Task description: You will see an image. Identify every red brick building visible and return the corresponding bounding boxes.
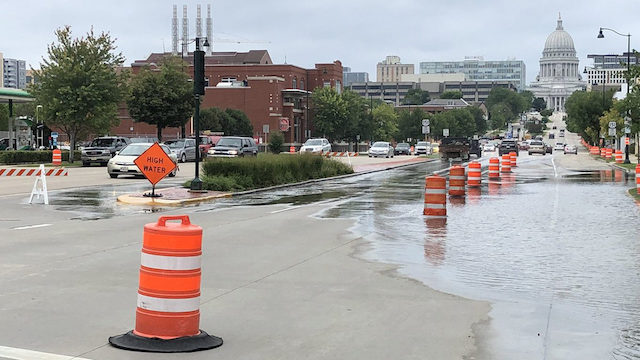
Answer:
[113,50,343,144]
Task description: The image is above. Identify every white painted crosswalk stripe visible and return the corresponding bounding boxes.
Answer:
[0,346,92,360]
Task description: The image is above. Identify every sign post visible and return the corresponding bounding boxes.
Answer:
[134,143,177,198]
[443,128,449,137]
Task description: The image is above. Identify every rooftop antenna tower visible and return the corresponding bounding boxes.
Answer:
[196,5,203,39]
[206,4,213,56]
[171,5,178,55]
[182,5,189,57]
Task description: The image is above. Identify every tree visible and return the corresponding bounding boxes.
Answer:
[0,105,7,131]
[30,26,127,161]
[371,103,398,141]
[397,108,426,142]
[440,90,463,99]
[341,90,369,146]
[488,103,513,130]
[127,56,192,141]
[467,106,487,135]
[224,108,253,136]
[532,97,547,112]
[200,107,227,132]
[520,90,535,111]
[268,131,284,153]
[486,88,527,117]
[311,87,347,141]
[402,88,430,105]
[565,90,613,144]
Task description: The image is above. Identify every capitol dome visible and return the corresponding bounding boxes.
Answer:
[543,15,576,56]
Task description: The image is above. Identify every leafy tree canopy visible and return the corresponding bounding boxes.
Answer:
[565,90,613,144]
[397,108,427,142]
[440,90,463,99]
[30,26,127,161]
[371,103,398,141]
[402,88,431,105]
[532,97,547,112]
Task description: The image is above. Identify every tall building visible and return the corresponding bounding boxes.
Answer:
[583,53,639,90]
[343,67,369,87]
[528,14,585,111]
[376,56,414,82]
[2,55,27,89]
[419,57,526,91]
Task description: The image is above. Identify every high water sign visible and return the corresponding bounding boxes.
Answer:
[134,143,176,186]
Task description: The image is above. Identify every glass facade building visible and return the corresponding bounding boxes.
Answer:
[419,58,526,91]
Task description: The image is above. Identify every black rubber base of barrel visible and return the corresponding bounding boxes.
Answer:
[108,330,223,353]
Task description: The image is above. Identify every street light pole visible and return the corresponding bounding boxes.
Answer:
[190,36,209,191]
[598,27,632,163]
[36,105,43,148]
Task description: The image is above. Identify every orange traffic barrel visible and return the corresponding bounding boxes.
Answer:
[600,148,606,157]
[636,165,640,193]
[424,175,446,218]
[615,150,623,163]
[52,149,62,166]
[590,147,599,155]
[449,165,466,197]
[289,145,295,153]
[501,154,511,173]
[509,151,517,167]
[109,215,223,352]
[467,161,481,187]
[488,157,500,179]
[605,148,613,159]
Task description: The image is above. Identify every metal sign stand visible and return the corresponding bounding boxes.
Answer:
[143,184,162,198]
[29,164,49,205]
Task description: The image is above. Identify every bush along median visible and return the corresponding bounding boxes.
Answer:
[193,153,354,191]
[0,150,81,164]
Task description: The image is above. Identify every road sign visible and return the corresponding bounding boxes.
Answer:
[50,132,58,138]
[422,119,430,126]
[279,117,290,132]
[609,122,617,129]
[134,143,176,186]
[624,116,631,125]
[422,125,430,134]
[443,128,449,137]
[608,128,616,136]
[263,124,270,134]
[625,127,631,134]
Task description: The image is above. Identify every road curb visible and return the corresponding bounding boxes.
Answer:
[117,191,231,206]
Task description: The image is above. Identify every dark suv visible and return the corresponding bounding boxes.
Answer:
[498,139,519,156]
[207,136,258,158]
[81,136,130,166]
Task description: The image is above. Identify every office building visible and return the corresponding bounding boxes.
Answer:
[584,53,639,90]
[2,54,27,89]
[377,56,414,82]
[420,57,526,91]
[343,67,369,87]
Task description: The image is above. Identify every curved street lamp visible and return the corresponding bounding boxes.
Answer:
[598,27,632,163]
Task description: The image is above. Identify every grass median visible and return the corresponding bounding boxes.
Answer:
[188,153,354,191]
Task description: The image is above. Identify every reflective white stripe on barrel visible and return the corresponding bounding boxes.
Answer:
[137,294,200,313]
[140,253,202,271]
[425,204,446,209]
[449,186,465,190]
[449,176,465,180]
[425,188,447,194]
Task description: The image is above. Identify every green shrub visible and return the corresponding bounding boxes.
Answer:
[200,153,353,191]
[268,132,284,153]
[0,150,81,164]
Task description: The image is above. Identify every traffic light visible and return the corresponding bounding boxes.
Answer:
[193,49,205,95]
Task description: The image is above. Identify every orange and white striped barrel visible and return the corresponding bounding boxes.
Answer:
[636,165,640,193]
[600,148,606,157]
[449,165,466,196]
[467,161,481,187]
[488,157,500,179]
[136,215,204,339]
[590,147,599,155]
[615,150,623,163]
[509,151,517,167]
[52,149,62,166]
[501,154,511,173]
[605,148,613,160]
[424,175,446,218]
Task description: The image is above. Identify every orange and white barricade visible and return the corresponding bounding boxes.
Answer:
[467,161,481,187]
[449,165,466,197]
[615,150,623,163]
[52,149,62,166]
[501,154,511,173]
[488,157,500,179]
[600,148,606,157]
[605,148,613,160]
[509,151,517,168]
[0,164,68,205]
[424,175,446,218]
[590,147,600,155]
[109,215,223,352]
[324,152,359,157]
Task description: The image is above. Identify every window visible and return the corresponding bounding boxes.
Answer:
[300,79,305,90]
[323,81,330,88]
[221,77,236,83]
[292,77,297,89]
[336,80,341,94]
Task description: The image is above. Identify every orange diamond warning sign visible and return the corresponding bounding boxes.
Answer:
[134,143,177,186]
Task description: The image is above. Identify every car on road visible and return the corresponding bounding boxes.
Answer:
[564,144,577,154]
[82,136,130,166]
[545,142,553,154]
[559,129,565,137]
[498,139,519,156]
[414,141,431,155]
[196,135,221,157]
[129,137,158,144]
[552,125,557,130]
[554,142,566,151]
[107,143,178,179]
[394,142,411,155]
[207,136,258,158]
[528,140,546,155]
[549,132,555,139]
[368,141,394,158]
[299,138,332,154]
[164,138,197,163]
[431,143,439,153]
[483,143,496,152]
[518,141,529,150]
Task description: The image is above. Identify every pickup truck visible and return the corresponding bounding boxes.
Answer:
[81,136,130,166]
[498,139,519,156]
[439,137,471,161]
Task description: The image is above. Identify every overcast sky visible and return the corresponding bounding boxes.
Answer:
[2,0,640,86]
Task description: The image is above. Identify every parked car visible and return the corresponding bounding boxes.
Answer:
[299,138,331,153]
[431,143,439,153]
[0,138,9,150]
[564,144,577,154]
[528,140,546,155]
[107,143,178,179]
[414,141,431,155]
[82,136,130,166]
[207,136,258,157]
[483,142,496,152]
[196,135,221,157]
[554,142,565,151]
[394,142,411,155]
[165,138,197,162]
[129,137,158,144]
[368,141,394,158]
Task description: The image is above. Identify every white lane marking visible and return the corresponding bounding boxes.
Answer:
[270,205,303,214]
[0,345,92,360]
[11,224,52,230]
[551,157,558,178]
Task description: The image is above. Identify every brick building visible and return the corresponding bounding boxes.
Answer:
[113,50,343,144]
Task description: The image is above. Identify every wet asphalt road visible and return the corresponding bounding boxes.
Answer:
[27,149,640,359]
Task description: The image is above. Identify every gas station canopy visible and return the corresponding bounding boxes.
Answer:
[0,87,34,104]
